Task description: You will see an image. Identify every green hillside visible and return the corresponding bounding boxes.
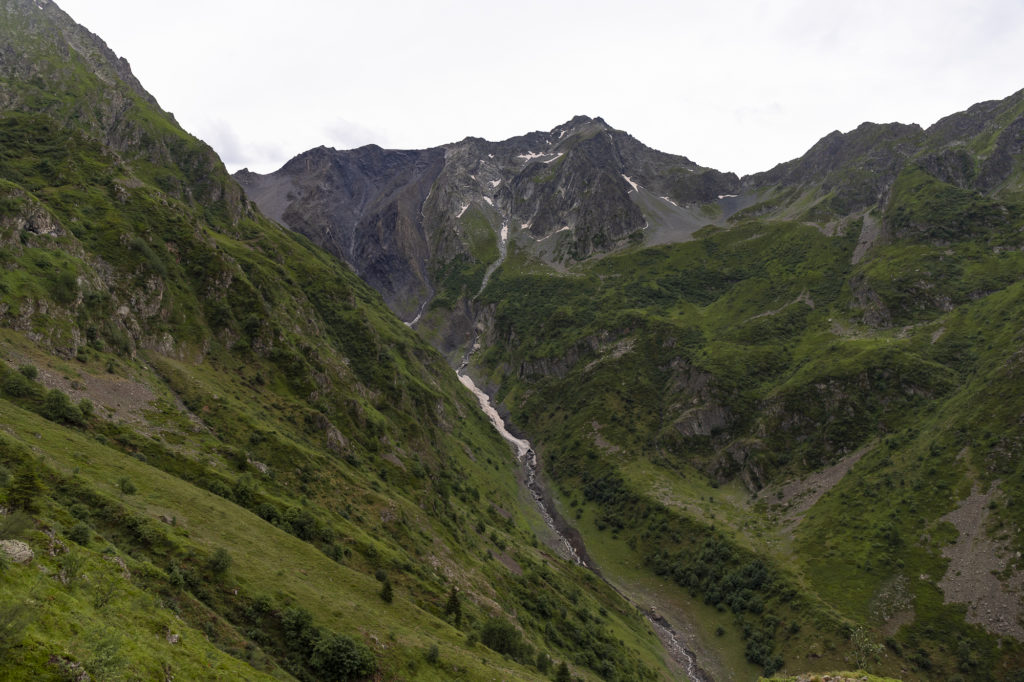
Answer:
[0,2,671,680]
[467,136,1024,679]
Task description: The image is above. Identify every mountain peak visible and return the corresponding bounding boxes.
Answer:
[556,114,609,131]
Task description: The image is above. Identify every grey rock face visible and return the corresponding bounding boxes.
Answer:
[236,116,740,318]
[237,145,444,318]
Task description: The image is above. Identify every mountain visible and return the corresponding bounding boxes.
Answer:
[240,87,1024,680]
[234,116,740,325]
[0,2,673,680]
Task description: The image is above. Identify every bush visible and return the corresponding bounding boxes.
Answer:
[208,547,231,575]
[68,522,91,545]
[7,465,44,512]
[0,510,34,539]
[309,632,375,681]
[43,389,83,425]
[2,372,34,398]
[117,477,136,496]
[380,579,393,603]
[479,616,522,657]
[444,586,462,627]
[281,606,317,651]
[17,365,37,381]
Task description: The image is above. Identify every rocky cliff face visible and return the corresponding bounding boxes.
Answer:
[235,115,741,320]
[236,145,444,317]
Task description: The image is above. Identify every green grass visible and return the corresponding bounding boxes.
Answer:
[468,208,1024,678]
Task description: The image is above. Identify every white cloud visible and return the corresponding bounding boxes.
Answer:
[56,0,1024,176]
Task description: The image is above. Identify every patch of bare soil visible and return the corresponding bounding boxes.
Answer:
[758,442,873,527]
[870,574,915,636]
[495,551,522,575]
[590,420,621,454]
[35,363,157,427]
[938,485,1024,640]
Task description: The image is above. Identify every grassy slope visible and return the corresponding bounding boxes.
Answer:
[472,197,1024,680]
[0,4,673,680]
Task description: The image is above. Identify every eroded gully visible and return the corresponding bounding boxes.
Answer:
[447,220,709,680]
[456,361,710,682]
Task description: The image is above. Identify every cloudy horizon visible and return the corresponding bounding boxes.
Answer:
[56,0,1024,176]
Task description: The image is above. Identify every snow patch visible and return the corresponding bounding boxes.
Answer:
[483,197,493,206]
[500,222,509,243]
[536,225,572,242]
[544,153,564,164]
[457,203,469,218]
[488,153,494,158]
[621,175,640,192]
[490,179,501,188]
[516,151,545,161]
[558,130,565,139]
[718,194,739,199]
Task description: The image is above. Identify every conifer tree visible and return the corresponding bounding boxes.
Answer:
[444,586,462,627]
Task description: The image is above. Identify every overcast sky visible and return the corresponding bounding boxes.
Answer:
[57,0,1024,177]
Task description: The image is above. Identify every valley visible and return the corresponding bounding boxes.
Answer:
[1,1,1024,680]
[239,81,1024,681]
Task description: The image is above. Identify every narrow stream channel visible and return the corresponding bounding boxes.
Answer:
[456,217,710,680]
[456,365,710,682]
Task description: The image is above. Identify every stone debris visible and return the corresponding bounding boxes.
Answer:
[105,554,131,579]
[0,539,34,564]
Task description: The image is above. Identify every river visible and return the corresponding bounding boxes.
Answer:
[455,367,710,681]
[456,214,709,680]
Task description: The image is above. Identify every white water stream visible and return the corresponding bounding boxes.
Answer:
[456,370,585,566]
[454,195,707,679]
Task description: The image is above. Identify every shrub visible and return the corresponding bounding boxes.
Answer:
[380,579,393,603]
[281,606,317,651]
[208,547,231,575]
[309,632,375,681]
[444,586,462,627]
[232,473,257,506]
[17,365,37,381]
[0,601,35,657]
[6,465,44,512]
[117,477,136,496]
[43,389,83,425]
[2,372,33,398]
[0,510,34,540]
[68,522,91,545]
[479,616,522,657]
